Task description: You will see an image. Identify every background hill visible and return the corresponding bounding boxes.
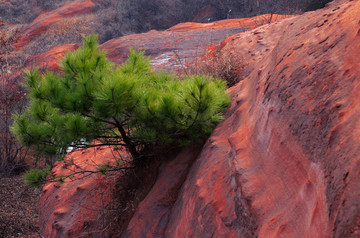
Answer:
[1,0,332,43]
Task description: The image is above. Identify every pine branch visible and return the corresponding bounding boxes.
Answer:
[47,165,136,183]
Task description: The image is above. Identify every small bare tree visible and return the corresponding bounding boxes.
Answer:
[0,20,28,175]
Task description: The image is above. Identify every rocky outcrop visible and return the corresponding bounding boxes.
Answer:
[162,0,360,237]
[121,146,202,238]
[36,13,292,238]
[122,0,359,237]
[38,0,360,237]
[39,146,131,237]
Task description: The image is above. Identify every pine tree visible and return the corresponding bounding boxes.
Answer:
[12,34,230,160]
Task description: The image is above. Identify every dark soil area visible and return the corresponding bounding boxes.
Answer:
[0,175,41,238]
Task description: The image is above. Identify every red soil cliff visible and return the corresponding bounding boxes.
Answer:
[161,0,359,237]
[38,0,360,237]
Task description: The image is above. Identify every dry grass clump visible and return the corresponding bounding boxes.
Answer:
[190,49,244,87]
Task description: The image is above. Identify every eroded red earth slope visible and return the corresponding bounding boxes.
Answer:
[160,0,359,237]
[19,0,360,237]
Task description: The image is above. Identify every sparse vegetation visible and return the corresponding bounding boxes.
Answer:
[191,49,244,87]
[0,0,70,24]
[0,20,30,176]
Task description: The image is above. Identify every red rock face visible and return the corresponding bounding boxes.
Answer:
[122,146,202,238]
[163,0,360,237]
[37,13,292,238]
[38,0,360,237]
[39,146,131,237]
